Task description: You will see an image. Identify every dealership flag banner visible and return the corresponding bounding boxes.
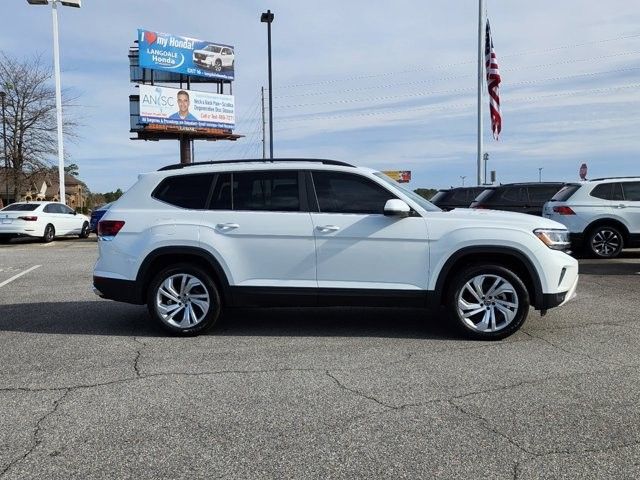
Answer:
[138,85,235,130]
[138,29,235,81]
[485,20,502,140]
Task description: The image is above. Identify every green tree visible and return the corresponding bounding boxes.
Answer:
[414,188,438,200]
[64,163,79,176]
[103,188,124,203]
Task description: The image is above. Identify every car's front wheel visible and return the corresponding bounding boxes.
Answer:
[147,263,221,335]
[42,224,55,243]
[446,264,530,340]
[587,225,623,258]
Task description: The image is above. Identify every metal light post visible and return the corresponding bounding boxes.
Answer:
[261,9,274,160]
[460,175,467,187]
[26,0,81,204]
[0,91,8,206]
[538,167,543,182]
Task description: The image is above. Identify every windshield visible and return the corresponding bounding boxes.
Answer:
[373,173,441,212]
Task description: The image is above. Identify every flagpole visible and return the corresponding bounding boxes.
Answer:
[477,0,485,186]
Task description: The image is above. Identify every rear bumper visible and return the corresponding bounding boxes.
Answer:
[93,276,144,305]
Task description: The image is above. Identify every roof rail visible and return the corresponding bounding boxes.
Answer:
[588,176,640,181]
[158,158,355,171]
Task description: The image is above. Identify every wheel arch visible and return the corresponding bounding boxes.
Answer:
[584,218,630,243]
[434,246,543,309]
[136,246,232,306]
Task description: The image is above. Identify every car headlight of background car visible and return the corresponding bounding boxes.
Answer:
[534,229,571,251]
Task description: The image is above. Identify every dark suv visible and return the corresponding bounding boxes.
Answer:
[470,182,565,216]
[429,187,486,211]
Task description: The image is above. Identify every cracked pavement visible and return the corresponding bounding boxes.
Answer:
[1,239,639,479]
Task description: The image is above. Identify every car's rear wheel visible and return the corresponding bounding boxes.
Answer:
[214,59,222,72]
[79,221,90,238]
[587,225,623,258]
[446,264,529,340]
[42,224,55,243]
[147,263,221,335]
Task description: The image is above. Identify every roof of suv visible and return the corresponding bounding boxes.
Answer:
[159,158,356,171]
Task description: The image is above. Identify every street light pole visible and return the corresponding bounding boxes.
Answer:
[0,91,8,206]
[538,167,543,182]
[460,175,467,187]
[261,9,274,160]
[27,0,81,205]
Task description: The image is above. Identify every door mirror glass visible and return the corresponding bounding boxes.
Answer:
[384,199,410,217]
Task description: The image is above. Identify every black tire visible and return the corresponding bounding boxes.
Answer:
[214,59,222,72]
[0,237,12,244]
[586,225,623,258]
[42,224,55,243]
[147,263,221,336]
[79,221,90,238]
[446,264,530,340]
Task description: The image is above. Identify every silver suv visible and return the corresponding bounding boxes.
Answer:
[543,177,640,258]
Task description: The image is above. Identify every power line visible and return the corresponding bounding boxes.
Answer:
[271,33,640,90]
[274,66,640,110]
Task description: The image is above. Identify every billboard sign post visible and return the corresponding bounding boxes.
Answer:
[138,29,235,81]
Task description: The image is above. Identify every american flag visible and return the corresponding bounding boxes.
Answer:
[485,19,502,139]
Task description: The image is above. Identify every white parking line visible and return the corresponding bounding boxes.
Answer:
[0,265,42,288]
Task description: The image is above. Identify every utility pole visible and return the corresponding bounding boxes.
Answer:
[261,86,266,159]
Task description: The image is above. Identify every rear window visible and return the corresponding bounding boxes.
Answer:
[550,185,580,201]
[1,204,39,211]
[527,185,564,203]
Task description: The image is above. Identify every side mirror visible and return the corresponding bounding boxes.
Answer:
[383,199,410,218]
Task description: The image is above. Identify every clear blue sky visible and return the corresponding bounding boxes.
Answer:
[1,0,639,193]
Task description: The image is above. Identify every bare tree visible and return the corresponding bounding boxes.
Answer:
[0,52,77,200]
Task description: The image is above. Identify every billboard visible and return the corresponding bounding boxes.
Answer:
[138,29,235,81]
[138,85,235,130]
[382,171,412,183]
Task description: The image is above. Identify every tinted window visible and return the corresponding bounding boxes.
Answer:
[528,185,564,203]
[313,171,395,214]
[622,182,640,201]
[429,191,448,203]
[1,203,39,212]
[551,185,580,201]
[153,174,214,209]
[451,189,469,203]
[62,205,75,214]
[209,173,232,210]
[233,171,300,212]
[590,183,624,201]
[497,187,527,204]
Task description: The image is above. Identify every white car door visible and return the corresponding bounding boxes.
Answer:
[621,181,640,236]
[199,170,316,290]
[309,170,429,292]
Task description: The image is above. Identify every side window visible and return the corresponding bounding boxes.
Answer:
[451,190,468,203]
[498,187,527,204]
[528,185,563,203]
[622,182,640,201]
[209,173,232,210]
[44,204,55,213]
[63,205,75,214]
[312,171,396,214]
[611,183,624,201]
[590,183,611,200]
[152,174,214,209]
[233,171,300,212]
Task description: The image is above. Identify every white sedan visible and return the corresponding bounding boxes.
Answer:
[0,201,91,243]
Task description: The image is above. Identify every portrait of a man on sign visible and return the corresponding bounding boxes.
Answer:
[168,90,197,121]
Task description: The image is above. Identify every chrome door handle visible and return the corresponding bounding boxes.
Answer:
[316,225,340,232]
[615,204,627,209]
[216,223,239,230]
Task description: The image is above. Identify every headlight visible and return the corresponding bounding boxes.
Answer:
[534,229,570,251]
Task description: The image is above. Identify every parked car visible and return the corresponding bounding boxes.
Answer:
[0,201,90,243]
[93,159,578,340]
[192,44,234,72]
[90,202,114,233]
[470,182,565,216]
[543,176,640,258]
[430,187,487,211]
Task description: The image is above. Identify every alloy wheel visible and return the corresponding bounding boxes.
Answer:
[591,229,621,257]
[155,274,211,328]
[456,274,519,333]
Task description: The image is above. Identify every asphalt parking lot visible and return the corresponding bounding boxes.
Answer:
[1,238,640,479]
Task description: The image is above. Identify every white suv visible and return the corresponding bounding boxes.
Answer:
[543,177,640,258]
[192,45,234,72]
[93,159,578,339]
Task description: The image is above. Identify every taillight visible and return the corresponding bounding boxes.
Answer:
[18,216,38,221]
[98,220,125,238]
[553,206,575,215]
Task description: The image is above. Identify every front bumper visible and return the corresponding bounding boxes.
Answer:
[540,274,579,309]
